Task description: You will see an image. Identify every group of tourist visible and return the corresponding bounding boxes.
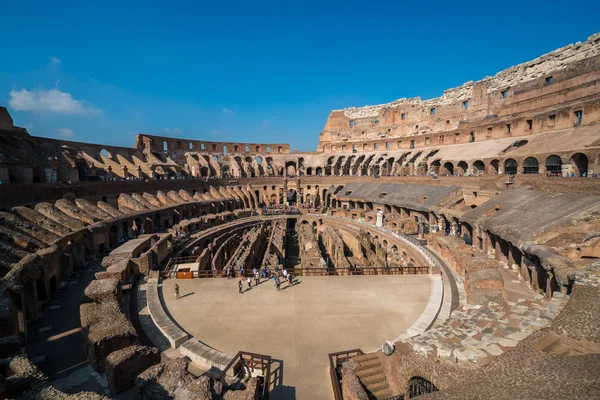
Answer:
[173,226,188,242]
[234,265,294,294]
[262,204,301,215]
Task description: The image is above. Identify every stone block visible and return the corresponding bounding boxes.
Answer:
[105,345,160,394]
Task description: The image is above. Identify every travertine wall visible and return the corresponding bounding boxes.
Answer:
[318,33,600,153]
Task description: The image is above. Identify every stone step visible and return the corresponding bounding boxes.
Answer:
[356,366,384,379]
[365,379,389,393]
[361,372,386,385]
[352,353,379,364]
[356,358,381,369]
[371,387,393,399]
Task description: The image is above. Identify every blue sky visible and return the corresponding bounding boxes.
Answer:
[2,0,599,151]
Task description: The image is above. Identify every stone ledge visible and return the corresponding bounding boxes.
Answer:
[178,339,234,376]
[146,278,189,348]
[405,274,444,338]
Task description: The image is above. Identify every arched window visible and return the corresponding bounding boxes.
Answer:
[523,157,539,174]
[545,155,561,174]
[408,376,438,398]
[504,158,518,174]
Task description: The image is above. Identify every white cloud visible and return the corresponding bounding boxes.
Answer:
[48,56,62,64]
[222,108,234,114]
[57,127,75,138]
[163,127,182,135]
[8,89,102,115]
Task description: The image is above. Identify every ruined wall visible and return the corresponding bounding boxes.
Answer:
[318,33,600,153]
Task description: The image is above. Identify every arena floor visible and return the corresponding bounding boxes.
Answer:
[161,275,431,399]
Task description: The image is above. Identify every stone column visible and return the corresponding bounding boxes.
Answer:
[376,211,384,227]
[450,222,457,236]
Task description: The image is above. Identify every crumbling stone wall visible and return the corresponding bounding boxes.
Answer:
[105,345,160,395]
[79,300,138,372]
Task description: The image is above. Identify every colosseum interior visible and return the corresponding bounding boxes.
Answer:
[0,33,599,400]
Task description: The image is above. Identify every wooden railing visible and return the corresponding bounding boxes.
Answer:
[163,263,429,279]
[294,266,429,276]
[217,351,272,400]
[164,255,200,274]
[328,349,364,400]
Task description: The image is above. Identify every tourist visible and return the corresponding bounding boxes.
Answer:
[247,275,252,288]
[174,283,180,300]
[276,276,281,292]
[239,266,244,277]
[238,279,243,294]
[274,265,279,275]
[255,269,260,285]
[283,269,288,279]
[273,274,277,287]
[288,272,293,287]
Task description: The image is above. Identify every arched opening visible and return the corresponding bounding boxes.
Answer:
[523,157,539,174]
[254,190,262,207]
[223,145,228,154]
[144,217,153,234]
[408,376,438,398]
[306,167,313,176]
[429,160,441,174]
[286,189,297,205]
[571,153,588,176]
[316,167,323,176]
[100,149,111,159]
[457,161,468,175]
[442,162,454,175]
[285,162,296,176]
[472,160,485,174]
[545,155,562,174]
[489,159,499,174]
[504,158,518,175]
[108,226,119,249]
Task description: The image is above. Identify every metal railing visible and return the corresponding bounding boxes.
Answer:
[217,351,272,400]
[328,349,364,400]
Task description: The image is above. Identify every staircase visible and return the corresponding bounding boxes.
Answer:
[351,353,394,399]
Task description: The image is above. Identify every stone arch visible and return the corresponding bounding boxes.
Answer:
[472,160,485,174]
[545,155,562,174]
[457,161,468,175]
[407,376,438,398]
[285,161,296,176]
[429,160,441,174]
[306,167,313,176]
[316,167,323,176]
[523,157,539,174]
[442,162,454,175]
[571,153,588,176]
[489,159,499,174]
[504,158,518,175]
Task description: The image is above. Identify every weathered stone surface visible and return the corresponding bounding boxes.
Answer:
[105,345,160,394]
[83,278,120,303]
[382,340,395,356]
